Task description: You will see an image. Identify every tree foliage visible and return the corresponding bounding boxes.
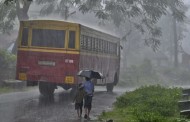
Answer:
[35,0,81,20]
[1,0,32,33]
[78,0,186,50]
[0,1,16,33]
[2,0,186,50]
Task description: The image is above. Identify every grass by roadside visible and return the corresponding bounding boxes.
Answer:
[0,86,38,94]
[98,85,190,122]
[0,87,17,94]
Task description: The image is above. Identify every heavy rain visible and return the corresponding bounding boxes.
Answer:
[0,0,190,122]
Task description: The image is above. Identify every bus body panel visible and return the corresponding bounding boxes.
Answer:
[16,49,80,84]
[78,24,120,84]
[79,53,119,84]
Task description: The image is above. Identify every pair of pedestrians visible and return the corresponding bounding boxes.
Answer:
[73,77,94,119]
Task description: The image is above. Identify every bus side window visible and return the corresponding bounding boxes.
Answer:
[84,36,88,50]
[108,42,110,54]
[80,35,84,49]
[21,28,28,46]
[105,41,108,53]
[88,37,92,51]
[114,43,117,55]
[68,31,76,48]
[95,38,98,52]
[98,39,101,52]
[92,38,95,51]
[110,42,112,54]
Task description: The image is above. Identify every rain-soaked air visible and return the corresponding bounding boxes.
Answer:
[0,0,190,122]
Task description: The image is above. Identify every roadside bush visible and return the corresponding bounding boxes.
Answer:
[0,50,16,83]
[0,50,16,68]
[99,85,183,122]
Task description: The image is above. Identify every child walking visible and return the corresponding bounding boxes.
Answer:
[73,83,86,118]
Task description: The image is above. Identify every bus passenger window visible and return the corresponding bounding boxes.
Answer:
[114,44,117,55]
[104,41,108,53]
[84,36,88,50]
[110,43,114,54]
[107,42,110,54]
[98,39,101,52]
[95,38,98,52]
[21,28,28,46]
[80,35,84,49]
[88,37,92,51]
[92,38,95,51]
[69,31,76,48]
[32,29,65,48]
[100,39,103,52]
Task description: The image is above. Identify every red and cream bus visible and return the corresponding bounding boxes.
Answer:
[16,20,120,96]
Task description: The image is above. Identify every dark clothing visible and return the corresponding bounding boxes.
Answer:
[74,89,86,104]
[84,95,92,110]
[75,101,83,110]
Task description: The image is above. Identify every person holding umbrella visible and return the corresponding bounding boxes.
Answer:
[77,70,104,119]
[83,77,94,119]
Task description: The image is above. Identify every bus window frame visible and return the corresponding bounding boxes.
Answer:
[68,30,76,49]
[30,27,67,49]
[19,27,29,47]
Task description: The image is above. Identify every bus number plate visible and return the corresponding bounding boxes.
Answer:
[65,76,74,84]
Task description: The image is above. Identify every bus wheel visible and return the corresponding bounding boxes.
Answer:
[39,82,55,96]
[106,83,114,92]
[113,73,119,85]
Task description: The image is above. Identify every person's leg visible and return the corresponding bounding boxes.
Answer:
[84,96,88,119]
[87,108,91,117]
[77,109,80,117]
[87,96,92,118]
[76,103,81,117]
[79,109,82,117]
[79,103,83,117]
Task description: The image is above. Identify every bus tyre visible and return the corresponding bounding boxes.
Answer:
[106,83,114,92]
[39,82,55,96]
[113,73,118,85]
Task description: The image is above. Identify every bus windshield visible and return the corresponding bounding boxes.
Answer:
[31,29,66,48]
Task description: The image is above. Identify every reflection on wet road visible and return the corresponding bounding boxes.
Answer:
[0,87,126,122]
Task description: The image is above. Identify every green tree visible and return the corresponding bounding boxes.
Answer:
[35,0,81,20]
[0,50,16,81]
[2,0,32,30]
[79,0,186,50]
[2,0,81,53]
[2,0,186,51]
[2,0,81,30]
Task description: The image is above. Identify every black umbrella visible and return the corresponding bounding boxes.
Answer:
[77,70,104,79]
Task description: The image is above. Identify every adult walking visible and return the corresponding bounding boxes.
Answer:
[83,77,94,119]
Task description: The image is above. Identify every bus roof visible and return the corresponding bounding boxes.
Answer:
[20,20,120,40]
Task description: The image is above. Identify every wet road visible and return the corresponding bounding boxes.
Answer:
[0,86,128,122]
